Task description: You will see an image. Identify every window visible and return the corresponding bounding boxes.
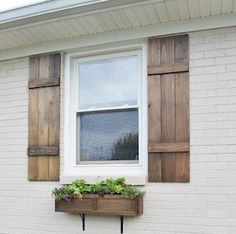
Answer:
[64,44,147,183]
[77,54,139,164]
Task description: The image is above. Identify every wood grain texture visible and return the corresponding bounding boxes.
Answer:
[148,153,162,182]
[174,35,189,64]
[175,152,189,182]
[175,72,190,182]
[148,75,161,144]
[148,63,188,75]
[27,147,59,156]
[28,53,61,181]
[148,35,189,182]
[38,57,50,181]
[161,74,176,143]
[148,38,160,67]
[160,37,174,65]
[148,75,161,181]
[49,157,60,181]
[28,57,40,180]
[161,74,176,182]
[28,78,59,89]
[55,195,143,216]
[148,142,189,153]
[175,73,189,142]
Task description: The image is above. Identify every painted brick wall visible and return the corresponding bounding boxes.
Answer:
[0,27,236,234]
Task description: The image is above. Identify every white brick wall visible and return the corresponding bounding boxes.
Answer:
[0,27,236,234]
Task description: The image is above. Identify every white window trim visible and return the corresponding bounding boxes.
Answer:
[62,41,147,185]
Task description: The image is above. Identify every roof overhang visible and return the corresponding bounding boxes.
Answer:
[0,0,149,30]
[0,0,235,61]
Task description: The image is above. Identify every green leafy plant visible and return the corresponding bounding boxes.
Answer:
[52,178,144,201]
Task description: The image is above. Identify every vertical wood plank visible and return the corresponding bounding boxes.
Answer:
[148,38,161,67]
[175,72,190,182]
[148,75,161,181]
[175,73,189,142]
[29,56,39,80]
[28,90,39,180]
[160,37,175,65]
[38,56,50,180]
[49,54,60,180]
[148,75,161,143]
[161,76,175,143]
[39,55,49,80]
[28,57,40,180]
[174,35,189,64]
[175,152,189,182]
[49,53,61,79]
[161,74,176,182]
[148,153,162,182]
[48,86,60,180]
[38,92,49,179]
[49,157,60,181]
[160,37,176,182]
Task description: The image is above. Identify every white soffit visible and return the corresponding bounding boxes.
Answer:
[0,0,235,56]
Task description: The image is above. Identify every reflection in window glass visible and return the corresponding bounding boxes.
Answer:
[79,56,137,110]
[77,110,139,163]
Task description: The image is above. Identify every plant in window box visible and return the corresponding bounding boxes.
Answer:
[52,178,144,216]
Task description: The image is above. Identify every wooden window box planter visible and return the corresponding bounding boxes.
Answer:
[55,194,143,216]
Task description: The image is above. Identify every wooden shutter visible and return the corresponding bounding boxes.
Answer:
[28,53,61,181]
[148,35,189,182]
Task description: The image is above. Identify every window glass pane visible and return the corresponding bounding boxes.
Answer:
[79,56,137,110]
[77,110,138,163]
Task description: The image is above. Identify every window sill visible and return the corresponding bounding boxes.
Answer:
[60,175,147,185]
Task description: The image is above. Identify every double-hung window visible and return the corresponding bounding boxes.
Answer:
[64,45,147,183]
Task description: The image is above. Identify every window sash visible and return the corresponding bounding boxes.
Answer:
[76,50,141,112]
[76,107,139,164]
[76,105,138,114]
[75,51,141,165]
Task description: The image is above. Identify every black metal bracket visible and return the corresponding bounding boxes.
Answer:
[78,214,124,233]
[79,213,85,231]
[120,216,124,234]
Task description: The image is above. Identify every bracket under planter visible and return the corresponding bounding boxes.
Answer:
[55,194,143,233]
[78,213,124,233]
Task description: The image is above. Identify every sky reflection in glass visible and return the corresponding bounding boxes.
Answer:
[79,56,137,110]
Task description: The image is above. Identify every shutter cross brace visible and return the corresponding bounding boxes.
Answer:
[78,214,124,233]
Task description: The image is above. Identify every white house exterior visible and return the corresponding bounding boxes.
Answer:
[0,0,236,233]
